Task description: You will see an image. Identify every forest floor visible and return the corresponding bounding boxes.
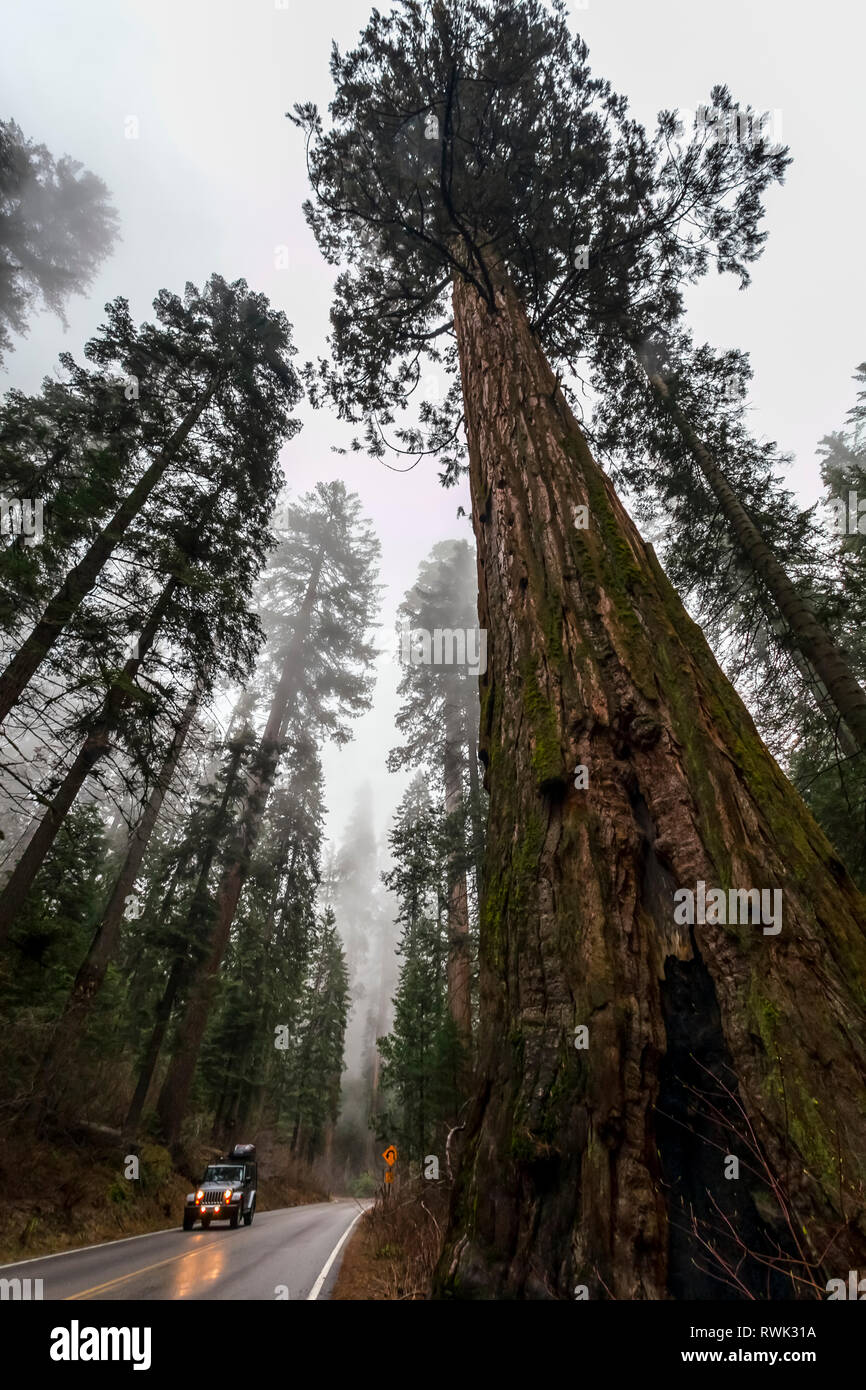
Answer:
[0,1126,329,1265]
[331,1181,449,1300]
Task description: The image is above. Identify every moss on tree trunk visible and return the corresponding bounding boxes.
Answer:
[434,258,866,1300]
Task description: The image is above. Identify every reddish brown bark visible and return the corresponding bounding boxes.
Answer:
[444,695,472,1047]
[434,258,866,1299]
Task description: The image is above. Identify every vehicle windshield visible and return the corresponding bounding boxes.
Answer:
[203,1166,243,1184]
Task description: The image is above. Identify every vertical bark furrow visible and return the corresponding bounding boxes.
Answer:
[437,259,866,1300]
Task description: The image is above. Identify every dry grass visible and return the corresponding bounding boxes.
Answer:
[332,1178,450,1300]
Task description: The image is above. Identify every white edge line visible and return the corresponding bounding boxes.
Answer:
[0,1201,307,1273]
[0,1225,184,1272]
[307,1207,367,1301]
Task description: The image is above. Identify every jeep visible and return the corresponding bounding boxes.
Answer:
[183,1143,257,1230]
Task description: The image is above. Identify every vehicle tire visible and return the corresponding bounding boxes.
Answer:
[200,1216,211,1229]
[182,1211,195,1231]
[229,1207,240,1229]
[243,1200,255,1227]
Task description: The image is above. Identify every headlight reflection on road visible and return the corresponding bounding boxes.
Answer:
[170,1236,228,1299]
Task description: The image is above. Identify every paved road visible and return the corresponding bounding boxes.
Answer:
[0,1199,367,1301]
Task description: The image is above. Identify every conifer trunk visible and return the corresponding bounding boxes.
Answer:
[444,697,472,1047]
[25,686,199,1120]
[435,259,866,1299]
[0,576,179,941]
[631,339,866,753]
[467,735,484,899]
[156,555,324,1145]
[123,957,185,1138]
[86,685,200,981]
[0,383,218,726]
[124,733,248,1136]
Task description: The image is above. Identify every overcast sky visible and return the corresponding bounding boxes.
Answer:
[2,0,864,849]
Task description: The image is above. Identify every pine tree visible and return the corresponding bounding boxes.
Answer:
[2,317,298,1120]
[0,428,284,943]
[327,785,396,1163]
[123,723,254,1136]
[0,118,119,363]
[20,688,201,1124]
[298,0,866,1297]
[378,775,461,1166]
[588,320,866,752]
[203,734,323,1145]
[294,0,866,754]
[156,481,380,1144]
[0,371,138,627]
[0,802,111,1108]
[280,906,350,1159]
[624,353,866,888]
[780,366,866,884]
[0,275,300,724]
[388,539,481,1050]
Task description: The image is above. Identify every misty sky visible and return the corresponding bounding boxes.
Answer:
[2,0,864,849]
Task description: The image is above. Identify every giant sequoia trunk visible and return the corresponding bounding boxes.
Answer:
[434,259,866,1300]
[444,696,472,1048]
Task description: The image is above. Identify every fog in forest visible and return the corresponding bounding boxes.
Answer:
[2,0,866,1328]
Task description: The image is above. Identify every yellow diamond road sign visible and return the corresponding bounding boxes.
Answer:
[382,1145,398,1167]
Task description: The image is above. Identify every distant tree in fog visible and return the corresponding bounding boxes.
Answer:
[0,118,119,364]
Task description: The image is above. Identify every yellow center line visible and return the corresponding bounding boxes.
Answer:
[65,1242,214,1300]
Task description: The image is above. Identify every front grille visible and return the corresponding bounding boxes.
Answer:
[201,1190,225,1207]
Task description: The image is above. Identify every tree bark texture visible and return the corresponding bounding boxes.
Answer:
[434,260,866,1300]
[445,695,472,1046]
